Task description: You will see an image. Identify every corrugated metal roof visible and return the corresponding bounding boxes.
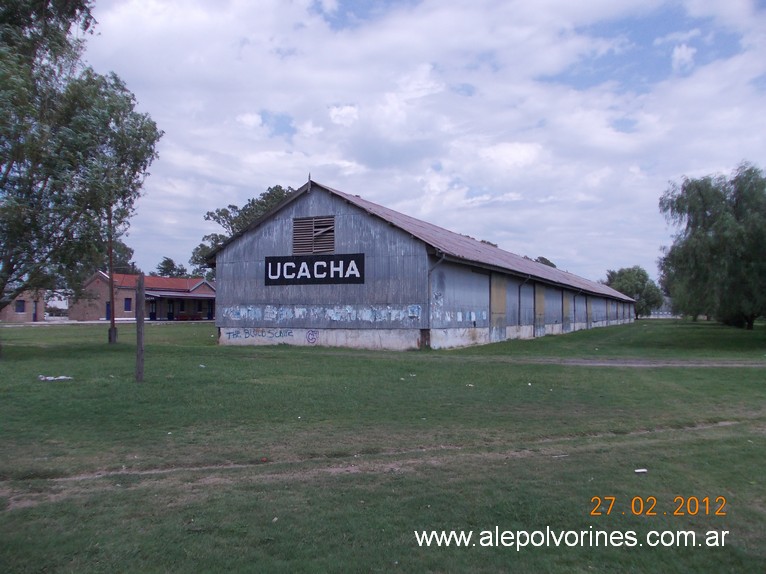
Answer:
[320,182,633,303]
[214,180,633,303]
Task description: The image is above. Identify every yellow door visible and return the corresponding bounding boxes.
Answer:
[490,274,507,342]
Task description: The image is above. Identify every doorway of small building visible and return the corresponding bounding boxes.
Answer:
[105,302,111,321]
[167,300,174,321]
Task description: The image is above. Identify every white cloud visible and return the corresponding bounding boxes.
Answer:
[479,142,544,172]
[328,105,358,127]
[81,0,766,281]
[235,113,262,128]
[672,43,697,73]
[654,29,702,46]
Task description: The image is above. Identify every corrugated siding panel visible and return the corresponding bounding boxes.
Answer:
[574,294,588,323]
[216,189,428,329]
[520,283,534,326]
[544,287,563,325]
[505,277,521,326]
[591,297,608,322]
[608,300,618,321]
[430,262,489,329]
[563,291,574,331]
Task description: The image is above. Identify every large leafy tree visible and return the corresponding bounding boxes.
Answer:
[0,1,162,313]
[659,162,766,329]
[152,257,189,278]
[106,238,141,275]
[189,185,294,278]
[604,265,663,319]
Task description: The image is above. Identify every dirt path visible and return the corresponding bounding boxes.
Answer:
[2,419,756,512]
[305,349,766,368]
[488,357,766,368]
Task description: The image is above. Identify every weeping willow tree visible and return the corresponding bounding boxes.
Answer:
[659,163,766,329]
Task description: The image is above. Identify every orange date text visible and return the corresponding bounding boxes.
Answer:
[590,496,727,517]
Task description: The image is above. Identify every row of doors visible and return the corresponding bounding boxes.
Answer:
[489,274,582,342]
[106,300,214,321]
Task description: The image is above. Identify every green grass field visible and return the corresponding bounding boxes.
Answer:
[0,320,764,573]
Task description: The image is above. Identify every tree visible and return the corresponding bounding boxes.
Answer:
[659,162,766,329]
[0,1,162,317]
[110,239,142,275]
[604,266,663,319]
[523,255,557,267]
[74,236,140,275]
[190,185,295,277]
[152,257,189,278]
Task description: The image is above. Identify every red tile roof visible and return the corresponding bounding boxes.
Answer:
[110,274,213,293]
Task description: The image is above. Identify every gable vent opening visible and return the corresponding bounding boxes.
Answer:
[292,216,335,254]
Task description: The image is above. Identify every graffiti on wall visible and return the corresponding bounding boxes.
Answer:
[220,304,422,324]
[223,328,321,345]
[224,328,294,340]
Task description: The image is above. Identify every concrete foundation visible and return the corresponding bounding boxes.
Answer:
[219,326,423,351]
[218,318,634,351]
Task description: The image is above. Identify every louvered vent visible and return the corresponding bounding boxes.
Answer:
[293,216,335,254]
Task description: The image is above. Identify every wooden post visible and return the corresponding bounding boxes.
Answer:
[136,273,145,382]
[107,206,118,344]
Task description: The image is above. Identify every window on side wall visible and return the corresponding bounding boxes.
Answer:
[15,300,26,313]
[293,216,335,255]
[124,298,132,312]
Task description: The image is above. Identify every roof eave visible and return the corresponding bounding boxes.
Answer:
[435,253,633,302]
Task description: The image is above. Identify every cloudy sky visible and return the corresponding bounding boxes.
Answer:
[82,0,766,282]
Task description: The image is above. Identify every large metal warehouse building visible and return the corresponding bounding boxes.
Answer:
[212,180,634,350]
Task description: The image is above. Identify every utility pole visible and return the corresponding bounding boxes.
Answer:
[136,273,145,382]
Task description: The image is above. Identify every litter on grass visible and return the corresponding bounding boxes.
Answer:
[37,375,73,381]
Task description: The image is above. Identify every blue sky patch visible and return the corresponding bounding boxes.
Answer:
[260,111,297,138]
[611,117,638,134]
[450,83,477,97]
[312,0,421,30]
[543,4,743,92]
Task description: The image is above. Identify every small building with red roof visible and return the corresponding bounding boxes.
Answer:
[68,272,216,322]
